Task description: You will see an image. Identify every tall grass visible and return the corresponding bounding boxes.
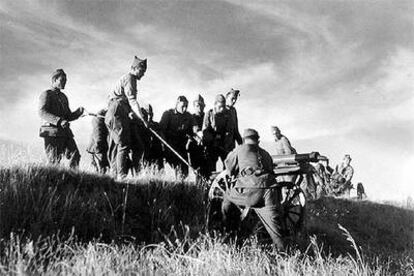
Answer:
[0,142,413,275]
[1,233,405,275]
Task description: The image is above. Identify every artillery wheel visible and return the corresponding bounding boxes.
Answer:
[280,183,306,239]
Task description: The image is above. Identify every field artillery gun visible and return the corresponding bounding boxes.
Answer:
[207,152,328,243]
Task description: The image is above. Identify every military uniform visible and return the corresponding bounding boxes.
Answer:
[105,73,145,178]
[330,163,354,196]
[221,129,285,250]
[86,109,109,173]
[159,108,195,177]
[227,105,243,148]
[202,108,233,173]
[38,87,82,168]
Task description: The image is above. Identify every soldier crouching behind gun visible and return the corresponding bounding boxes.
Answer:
[215,128,285,251]
[38,69,84,168]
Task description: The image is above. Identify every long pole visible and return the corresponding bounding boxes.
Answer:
[147,127,197,173]
[83,112,201,178]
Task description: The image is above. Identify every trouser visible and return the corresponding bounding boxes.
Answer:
[88,152,109,173]
[188,142,209,183]
[221,189,285,251]
[105,99,133,178]
[130,122,145,175]
[206,145,229,174]
[43,136,80,168]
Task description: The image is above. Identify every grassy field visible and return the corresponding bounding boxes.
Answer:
[0,162,413,275]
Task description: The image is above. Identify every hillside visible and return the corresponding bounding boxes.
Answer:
[0,164,413,274]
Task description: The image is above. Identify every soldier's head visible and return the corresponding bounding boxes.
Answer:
[271,126,282,140]
[130,56,147,80]
[193,94,205,114]
[51,69,67,90]
[343,154,352,166]
[176,96,188,114]
[226,89,240,107]
[214,94,226,113]
[243,128,260,145]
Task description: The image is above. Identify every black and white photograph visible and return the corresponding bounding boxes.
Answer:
[0,0,413,274]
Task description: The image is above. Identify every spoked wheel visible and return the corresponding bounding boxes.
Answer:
[281,183,306,240]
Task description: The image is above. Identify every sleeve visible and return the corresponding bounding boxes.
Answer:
[263,150,274,172]
[66,94,82,121]
[125,75,137,101]
[234,109,242,145]
[345,167,354,182]
[159,110,170,136]
[280,137,294,155]
[224,148,239,175]
[38,90,62,126]
[202,110,211,131]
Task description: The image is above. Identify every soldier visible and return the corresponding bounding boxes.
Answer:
[356,182,367,200]
[203,94,233,174]
[226,89,242,149]
[192,94,205,130]
[189,95,209,182]
[38,69,84,168]
[142,104,164,170]
[159,96,196,178]
[271,126,296,155]
[215,128,285,250]
[330,154,354,197]
[105,56,148,178]
[86,109,109,173]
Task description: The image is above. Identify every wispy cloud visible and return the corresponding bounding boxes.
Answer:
[0,0,413,199]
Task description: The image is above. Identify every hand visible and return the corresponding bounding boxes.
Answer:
[76,107,85,116]
[128,112,138,120]
[60,120,69,128]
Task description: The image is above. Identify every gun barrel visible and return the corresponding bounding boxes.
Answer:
[272,152,323,164]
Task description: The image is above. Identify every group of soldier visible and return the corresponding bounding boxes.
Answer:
[38,56,361,250]
[38,56,248,181]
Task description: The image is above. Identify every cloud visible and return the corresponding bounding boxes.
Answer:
[0,0,413,199]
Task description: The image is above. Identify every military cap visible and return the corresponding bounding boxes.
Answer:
[131,56,147,70]
[177,95,188,103]
[193,94,205,106]
[243,128,260,139]
[344,154,352,160]
[215,94,226,104]
[226,88,240,98]
[51,69,66,82]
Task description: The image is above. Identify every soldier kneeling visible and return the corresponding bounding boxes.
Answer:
[213,128,285,251]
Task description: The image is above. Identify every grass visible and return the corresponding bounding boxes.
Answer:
[0,143,413,275]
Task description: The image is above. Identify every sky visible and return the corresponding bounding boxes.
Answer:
[0,0,413,200]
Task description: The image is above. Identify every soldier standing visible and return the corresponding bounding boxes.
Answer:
[142,104,164,170]
[105,56,148,178]
[226,89,242,149]
[271,126,296,155]
[159,96,197,179]
[203,94,233,174]
[189,94,209,182]
[216,128,285,250]
[38,69,84,168]
[86,109,109,173]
